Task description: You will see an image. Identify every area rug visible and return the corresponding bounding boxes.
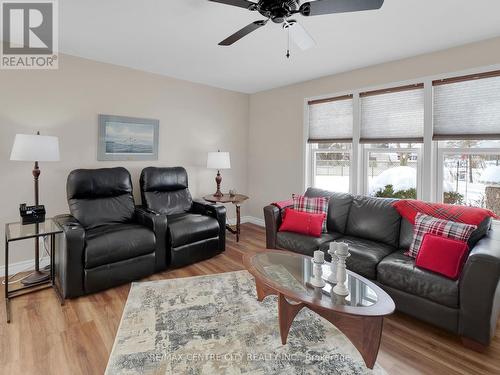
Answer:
[105,270,387,375]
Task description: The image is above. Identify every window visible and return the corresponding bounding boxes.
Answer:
[433,71,500,140]
[305,69,500,212]
[365,143,421,198]
[434,71,500,210]
[360,84,424,143]
[311,143,351,193]
[308,95,353,193]
[360,85,424,198]
[308,95,353,143]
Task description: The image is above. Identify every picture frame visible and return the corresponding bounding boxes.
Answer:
[98,114,159,161]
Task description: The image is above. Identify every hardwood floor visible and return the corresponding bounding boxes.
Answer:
[1,223,499,374]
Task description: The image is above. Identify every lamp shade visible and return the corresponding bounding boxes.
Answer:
[10,134,60,162]
[207,151,230,170]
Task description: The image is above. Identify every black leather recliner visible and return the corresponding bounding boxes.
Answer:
[140,167,226,268]
[54,167,167,298]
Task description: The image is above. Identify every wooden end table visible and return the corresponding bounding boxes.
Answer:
[244,250,395,369]
[203,194,248,242]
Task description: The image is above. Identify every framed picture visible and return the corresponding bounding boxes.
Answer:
[98,114,159,161]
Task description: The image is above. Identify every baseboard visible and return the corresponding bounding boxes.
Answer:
[0,256,50,277]
[227,216,265,227]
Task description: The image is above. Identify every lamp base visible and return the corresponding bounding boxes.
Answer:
[21,270,50,286]
[214,170,223,197]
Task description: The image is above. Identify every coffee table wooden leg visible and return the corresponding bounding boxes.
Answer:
[255,280,275,302]
[278,293,305,345]
[310,306,383,369]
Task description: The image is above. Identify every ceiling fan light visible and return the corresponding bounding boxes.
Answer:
[288,22,316,50]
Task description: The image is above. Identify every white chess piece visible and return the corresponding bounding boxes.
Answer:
[327,242,338,283]
[333,242,349,296]
[310,251,326,288]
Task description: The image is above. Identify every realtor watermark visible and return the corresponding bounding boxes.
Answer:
[1,0,58,69]
[144,351,348,363]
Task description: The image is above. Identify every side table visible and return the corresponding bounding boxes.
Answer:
[203,194,249,242]
[4,218,64,323]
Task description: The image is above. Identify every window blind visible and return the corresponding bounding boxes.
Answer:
[308,95,353,143]
[433,71,500,140]
[360,84,424,143]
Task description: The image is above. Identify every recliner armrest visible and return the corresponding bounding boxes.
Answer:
[264,205,281,249]
[191,199,226,251]
[53,214,86,298]
[459,221,500,345]
[135,207,169,271]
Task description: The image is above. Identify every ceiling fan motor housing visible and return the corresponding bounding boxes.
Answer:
[257,0,300,23]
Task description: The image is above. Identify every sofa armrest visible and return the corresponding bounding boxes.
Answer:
[135,207,169,271]
[53,214,86,299]
[459,221,500,345]
[192,199,226,251]
[264,205,281,249]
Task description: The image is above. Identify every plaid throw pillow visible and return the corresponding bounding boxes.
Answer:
[407,213,477,258]
[293,195,328,233]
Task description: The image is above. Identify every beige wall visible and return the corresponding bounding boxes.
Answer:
[0,54,249,266]
[247,37,500,219]
[3,36,500,267]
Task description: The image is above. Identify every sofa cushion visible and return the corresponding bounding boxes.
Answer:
[277,231,341,256]
[336,236,397,280]
[399,217,414,250]
[85,223,155,269]
[67,167,136,229]
[140,167,193,215]
[304,188,353,234]
[345,196,401,247]
[377,250,459,308]
[168,213,219,247]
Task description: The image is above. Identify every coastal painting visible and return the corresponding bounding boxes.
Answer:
[98,115,159,161]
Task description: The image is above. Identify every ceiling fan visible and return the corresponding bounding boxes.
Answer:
[209,0,384,57]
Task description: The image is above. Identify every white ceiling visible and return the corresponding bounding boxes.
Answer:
[60,0,500,93]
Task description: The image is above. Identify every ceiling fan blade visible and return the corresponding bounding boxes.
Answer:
[287,22,316,50]
[300,0,384,17]
[208,0,256,10]
[218,20,267,46]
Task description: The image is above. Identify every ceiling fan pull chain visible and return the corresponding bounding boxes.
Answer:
[286,24,291,59]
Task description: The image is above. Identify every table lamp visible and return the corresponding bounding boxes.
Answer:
[207,151,230,197]
[10,131,60,285]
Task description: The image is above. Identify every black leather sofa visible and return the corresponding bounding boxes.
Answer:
[264,187,500,350]
[54,166,226,299]
[140,167,226,268]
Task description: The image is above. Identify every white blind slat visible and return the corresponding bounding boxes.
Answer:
[360,87,424,143]
[308,98,353,142]
[433,76,500,140]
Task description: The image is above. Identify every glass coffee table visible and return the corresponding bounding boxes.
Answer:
[243,250,395,369]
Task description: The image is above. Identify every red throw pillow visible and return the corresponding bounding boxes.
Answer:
[279,208,326,238]
[293,194,329,232]
[415,233,469,280]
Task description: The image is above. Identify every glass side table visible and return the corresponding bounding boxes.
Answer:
[4,218,64,323]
